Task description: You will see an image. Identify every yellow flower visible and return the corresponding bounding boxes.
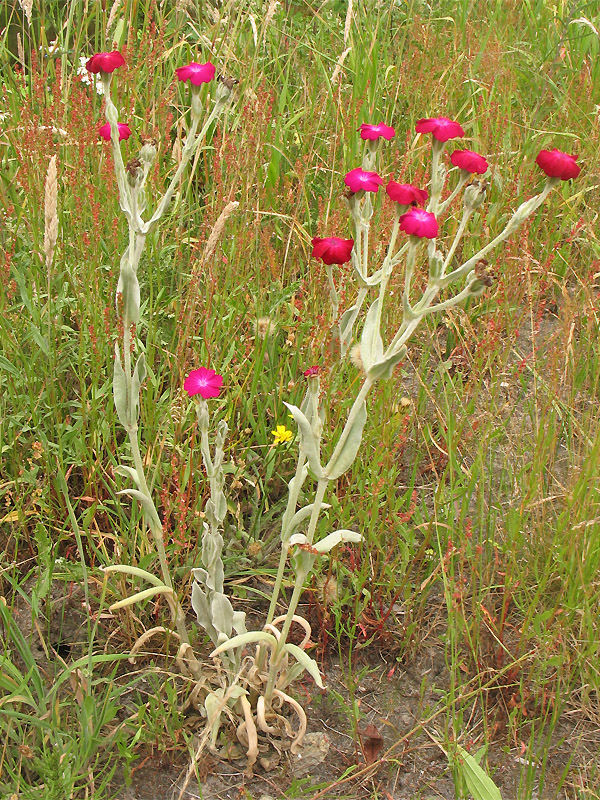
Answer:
[271,425,293,445]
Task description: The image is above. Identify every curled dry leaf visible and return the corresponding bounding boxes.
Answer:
[359,723,384,765]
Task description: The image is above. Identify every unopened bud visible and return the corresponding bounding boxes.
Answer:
[215,74,237,104]
[428,248,444,280]
[466,261,494,296]
[217,74,239,92]
[463,179,488,212]
[140,137,157,168]
[474,258,494,287]
[125,158,143,188]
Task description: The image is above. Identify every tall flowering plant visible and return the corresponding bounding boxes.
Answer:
[95,65,580,768]
[95,51,234,677]
[203,119,581,763]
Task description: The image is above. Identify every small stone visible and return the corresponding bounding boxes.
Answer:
[290,732,330,777]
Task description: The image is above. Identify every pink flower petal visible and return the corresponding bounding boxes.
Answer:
[535,148,580,180]
[416,116,464,142]
[450,149,489,174]
[359,123,396,141]
[311,237,354,265]
[175,62,216,86]
[344,168,384,193]
[86,51,125,74]
[386,181,428,206]
[184,367,223,399]
[98,122,132,141]
[398,208,439,239]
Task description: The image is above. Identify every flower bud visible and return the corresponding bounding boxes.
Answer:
[466,260,494,296]
[463,179,488,212]
[217,74,239,93]
[428,248,444,279]
[126,158,143,188]
[140,136,157,168]
[191,91,204,119]
[215,74,237,105]
[105,103,119,125]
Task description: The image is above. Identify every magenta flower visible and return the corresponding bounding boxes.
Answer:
[450,149,488,174]
[304,365,320,378]
[415,116,464,142]
[184,367,223,399]
[311,236,354,265]
[86,51,125,74]
[386,181,428,206]
[98,122,132,141]
[344,168,384,193]
[359,122,396,141]
[399,208,439,239]
[535,149,581,180]
[175,62,216,86]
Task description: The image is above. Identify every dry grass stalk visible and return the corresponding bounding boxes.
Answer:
[105,0,122,38]
[17,33,25,69]
[199,200,239,266]
[44,156,59,268]
[18,0,32,26]
[264,0,280,27]
[344,0,353,44]
[332,47,351,84]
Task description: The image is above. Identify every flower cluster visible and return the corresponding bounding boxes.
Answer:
[87,52,218,143]
[309,115,582,254]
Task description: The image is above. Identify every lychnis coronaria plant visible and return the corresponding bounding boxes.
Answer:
[96,50,234,679]
[96,58,580,771]
[205,116,581,764]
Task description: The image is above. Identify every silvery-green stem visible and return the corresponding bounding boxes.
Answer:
[403,238,418,318]
[362,139,379,172]
[390,240,410,268]
[263,476,329,702]
[375,219,406,346]
[428,140,447,215]
[437,173,469,215]
[126,416,192,647]
[362,217,369,279]
[415,284,474,316]
[352,223,364,281]
[256,450,309,674]
[102,76,133,223]
[441,206,473,276]
[437,181,556,289]
[382,208,401,279]
[388,283,439,353]
[142,94,229,234]
[264,451,308,627]
[326,265,339,318]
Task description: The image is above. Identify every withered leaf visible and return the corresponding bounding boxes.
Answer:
[359,723,384,765]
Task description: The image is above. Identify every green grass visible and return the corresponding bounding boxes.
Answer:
[1,0,599,797]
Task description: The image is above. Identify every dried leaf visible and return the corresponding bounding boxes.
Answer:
[359,723,384,765]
